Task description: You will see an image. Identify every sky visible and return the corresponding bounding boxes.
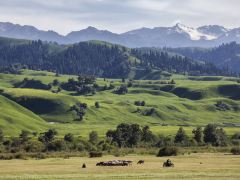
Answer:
[0,0,240,35]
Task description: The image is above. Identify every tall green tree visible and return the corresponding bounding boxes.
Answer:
[174,127,188,144]
[203,124,228,146]
[192,127,203,143]
[89,131,99,145]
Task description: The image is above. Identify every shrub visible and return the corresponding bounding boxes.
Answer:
[231,147,240,155]
[34,153,46,159]
[95,102,100,108]
[14,153,27,160]
[24,140,44,152]
[77,142,86,151]
[89,151,102,158]
[114,85,128,95]
[52,79,60,86]
[38,129,58,143]
[232,133,240,140]
[157,147,178,157]
[143,108,155,116]
[47,140,67,151]
[231,139,240,146]
[89,131,99,145]
[64,133,74,142]
[134,101,145,106]
[0,154,14,160]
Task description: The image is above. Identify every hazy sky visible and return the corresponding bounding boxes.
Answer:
[0,0,239,35]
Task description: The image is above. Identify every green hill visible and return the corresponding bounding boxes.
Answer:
[1,70,240,137]
[0,95,47,136]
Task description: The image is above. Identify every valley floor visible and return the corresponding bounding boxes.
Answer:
[0,153,239,180]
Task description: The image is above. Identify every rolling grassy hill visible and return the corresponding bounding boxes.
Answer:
[0,69,240,137]
[0,95,47,136]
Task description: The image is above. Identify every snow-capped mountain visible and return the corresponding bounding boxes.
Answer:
[197,25,229,38]
[0,22,240,47]
[173,23,217,40]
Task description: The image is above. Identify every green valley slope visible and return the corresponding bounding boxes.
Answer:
[0,95,47,136]
[1,70,240,136]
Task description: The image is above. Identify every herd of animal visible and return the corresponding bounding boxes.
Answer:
[96,160,134,166]
[82,159,174,168]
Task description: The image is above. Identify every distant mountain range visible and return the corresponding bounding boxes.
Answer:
[1,22,240,47]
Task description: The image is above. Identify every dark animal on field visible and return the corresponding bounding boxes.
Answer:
[163,159,174,167]
[124,160,133,166]
[82,163,86,168]
[96,162,105,166]
[96,160,132,166]
[137,160,144,164]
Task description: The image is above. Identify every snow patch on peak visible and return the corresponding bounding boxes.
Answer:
[174,23,217,41]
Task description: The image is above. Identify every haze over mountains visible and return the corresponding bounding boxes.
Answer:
[1,22,240,48]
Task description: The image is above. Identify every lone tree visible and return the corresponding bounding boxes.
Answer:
[203,124,217,144]
[192,127,203,143]
[174,127,188,144]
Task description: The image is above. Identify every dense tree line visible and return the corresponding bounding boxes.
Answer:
[0,124,239,159]
[131,48,228,76]
[0,40,131,78]
[0,39,231,78]
[166,42,240,74]
[106,123,236,148]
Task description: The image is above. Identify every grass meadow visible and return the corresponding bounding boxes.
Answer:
[0,153,239,180]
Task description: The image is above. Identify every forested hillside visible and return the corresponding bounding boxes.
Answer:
[167,42,240,74]
[0,37,230,78]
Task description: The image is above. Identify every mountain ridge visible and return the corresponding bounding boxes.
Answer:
[1,22,240,47]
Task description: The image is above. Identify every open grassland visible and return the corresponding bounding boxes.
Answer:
[0,153,239,180]
[1,70,240,136]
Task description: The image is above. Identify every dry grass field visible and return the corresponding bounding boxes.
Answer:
[0,153,240,180]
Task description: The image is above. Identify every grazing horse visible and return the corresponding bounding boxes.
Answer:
[137,160,144,164]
